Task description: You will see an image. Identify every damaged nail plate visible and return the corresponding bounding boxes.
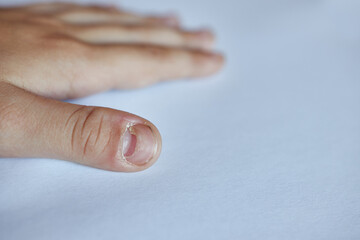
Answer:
[119,122,160,166]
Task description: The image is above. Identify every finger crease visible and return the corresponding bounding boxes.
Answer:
[71,116,81,152]
[94,115,104,145]
[65,106,87,129]
[83,130,92,156]
[80,107,96,137]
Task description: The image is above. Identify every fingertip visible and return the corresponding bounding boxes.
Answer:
[192,50,225,77]
[146,13,180,28]
[109,113,162,172]
[213,52,226,71]
[184,29,216,50]
[161,13,180,27]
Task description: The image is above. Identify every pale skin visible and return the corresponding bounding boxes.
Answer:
[0,3,224,172]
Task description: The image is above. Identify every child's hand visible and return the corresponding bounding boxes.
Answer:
[0,2,224,172]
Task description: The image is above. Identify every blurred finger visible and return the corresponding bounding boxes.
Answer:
[56,8,179,27]
[19,2,78,13]
[21,2,115,14]
[84,44,224,89]
[67,24,214,50]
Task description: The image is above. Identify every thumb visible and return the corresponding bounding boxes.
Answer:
[0,82,162,172]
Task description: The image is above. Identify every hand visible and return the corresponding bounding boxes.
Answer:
[0,3,224,172]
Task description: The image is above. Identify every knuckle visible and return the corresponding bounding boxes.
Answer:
[67,107,114,159]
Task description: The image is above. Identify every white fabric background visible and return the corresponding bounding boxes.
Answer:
[1,0,359,239]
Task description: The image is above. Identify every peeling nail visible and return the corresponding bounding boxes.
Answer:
[121,124,157,166]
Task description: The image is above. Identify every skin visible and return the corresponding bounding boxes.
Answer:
[0,3,224,172]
